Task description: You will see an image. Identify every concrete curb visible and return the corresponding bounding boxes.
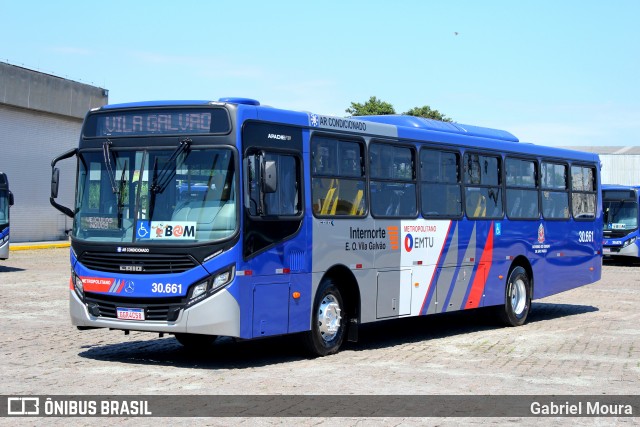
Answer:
[10,242,70,251]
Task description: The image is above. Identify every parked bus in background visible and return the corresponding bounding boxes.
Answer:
[0,172,14,260]
[50,98,602,356]
[602,184,640,261]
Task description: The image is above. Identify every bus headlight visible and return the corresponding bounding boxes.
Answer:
[212,270,232,291]
[191,281,208,300]
[623,237,636,247]
[187,266,235,305]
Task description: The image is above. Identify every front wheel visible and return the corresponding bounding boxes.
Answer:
[499,266,531,326]
[304,280,346,357]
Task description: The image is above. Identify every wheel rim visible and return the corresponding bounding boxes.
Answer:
[510,276,527,316]
[318,293,342,342]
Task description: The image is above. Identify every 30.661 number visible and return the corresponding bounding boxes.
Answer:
[578,230,594,243]
[151,283,183,294]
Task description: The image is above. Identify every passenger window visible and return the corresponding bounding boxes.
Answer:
[369,143,417,218]
[506,158,539,219]
[420,148,462,217]
[311,137,366,217]
[541,162,569,220]
[464,153,502,219]
[571,165,597,220]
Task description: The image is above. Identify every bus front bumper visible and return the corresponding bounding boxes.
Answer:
[70,288,241,337]
[603,244,639,258]
[0,238,9,260]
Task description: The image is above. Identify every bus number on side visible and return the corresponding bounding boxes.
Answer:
[578,230,594,243]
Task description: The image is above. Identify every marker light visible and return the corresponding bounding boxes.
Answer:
[292,291,301,299]
[73,272,84,296]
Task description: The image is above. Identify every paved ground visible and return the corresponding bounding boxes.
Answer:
[0,247,638,425]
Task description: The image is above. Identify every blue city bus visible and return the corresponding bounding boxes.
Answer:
[602,184,640,261]
[50,98,602,355]
[0,172,14,260]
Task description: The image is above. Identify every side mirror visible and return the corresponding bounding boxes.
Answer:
[262,160,277,194]
[51,168,60,199]
[50,148,77,218]
[8,191,14,206]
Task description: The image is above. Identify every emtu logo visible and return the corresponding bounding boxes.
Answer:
[387,226,399,250]
[404,233,414,252]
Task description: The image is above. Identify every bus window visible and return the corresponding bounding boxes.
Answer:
[571,165,597,220]
[541,162,569,220]
[464,153,502,219]
[506,158,539,219]
[311,137,366,217]
[369,143,417,218]
[420,148,462,217]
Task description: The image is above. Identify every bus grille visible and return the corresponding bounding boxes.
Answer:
[79,252,198,274]
[604,230,634,239]
[84,294,184,321]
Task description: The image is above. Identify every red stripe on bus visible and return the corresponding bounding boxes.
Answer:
[116,280,125,293]
[464,223,494,309]
[81,277,115,293]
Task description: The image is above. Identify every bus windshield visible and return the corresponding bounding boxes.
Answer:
[0,190,8,225]
[603,200,638,231]
[73,146,236,244]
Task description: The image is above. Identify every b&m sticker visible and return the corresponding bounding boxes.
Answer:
[137,221,196,240]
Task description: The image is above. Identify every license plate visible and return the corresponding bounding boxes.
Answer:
[116,307,145,321]
[603,247,611,254]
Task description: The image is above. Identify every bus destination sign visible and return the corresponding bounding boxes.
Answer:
[87,108,230,137]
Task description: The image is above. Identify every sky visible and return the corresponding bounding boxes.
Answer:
[1,0,639,147]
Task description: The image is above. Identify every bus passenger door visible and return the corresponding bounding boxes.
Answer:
[241,122,307,338]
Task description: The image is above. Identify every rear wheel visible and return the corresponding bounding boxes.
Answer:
[499,266,531,326]
[305,280,346,357]
[174,333,217,350]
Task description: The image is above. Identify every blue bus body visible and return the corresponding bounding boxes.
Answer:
[0,172,13,260]
[50,99,602,355]
[602,184,640,260]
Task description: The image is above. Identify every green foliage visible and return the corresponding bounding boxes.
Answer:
[403,105,452,123]
[346,97,453,122]
[345,96,395,116]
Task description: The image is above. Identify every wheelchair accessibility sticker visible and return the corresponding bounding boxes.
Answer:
[137,221,196,240]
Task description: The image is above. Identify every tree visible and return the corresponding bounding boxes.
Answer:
[345,96,395,116]
[403,105,452,122]
[345,96,453,122]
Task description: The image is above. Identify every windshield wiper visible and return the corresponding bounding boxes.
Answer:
[150,138,192,194]
[117,160,128,228]
[102,140,119,194]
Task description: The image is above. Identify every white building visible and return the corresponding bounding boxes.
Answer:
[0,62,107,242]
[565,146,640,186]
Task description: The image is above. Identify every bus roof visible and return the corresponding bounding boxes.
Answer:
[602,184,640,190]
[354,115,519,142]
[92,98,600,164]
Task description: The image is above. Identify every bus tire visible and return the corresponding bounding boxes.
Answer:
[499,266,531,327]
[305,280,346,357]
[174,333,217,350]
